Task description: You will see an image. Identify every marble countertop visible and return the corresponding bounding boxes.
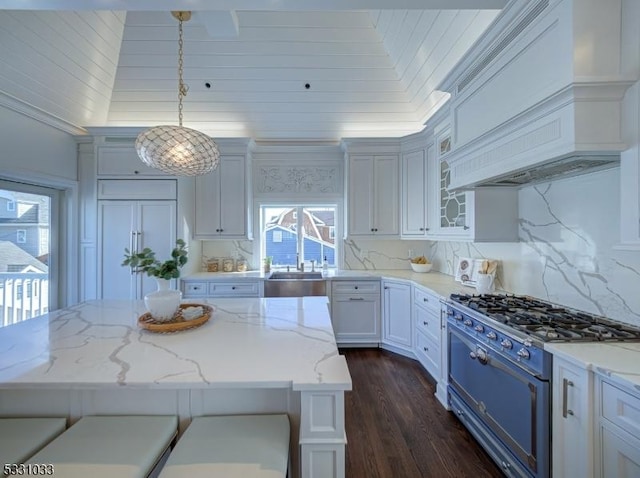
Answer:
[0,297,352,392]
[183,269,472,299]
[545,342,640,392]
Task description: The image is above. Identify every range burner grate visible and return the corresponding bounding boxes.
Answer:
[449,293,640,342]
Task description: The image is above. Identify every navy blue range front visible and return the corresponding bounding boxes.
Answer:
[446,293,640,478]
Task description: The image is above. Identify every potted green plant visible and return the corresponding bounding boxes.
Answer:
[263,256,272,273]
[122,239,188,280]
[122,239,188,321]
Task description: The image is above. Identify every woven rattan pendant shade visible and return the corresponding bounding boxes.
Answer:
[135,11,220,176]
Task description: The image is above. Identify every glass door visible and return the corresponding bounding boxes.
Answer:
[0,180,59,326]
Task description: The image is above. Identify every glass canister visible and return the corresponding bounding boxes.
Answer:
[206,258,219,272]
[222,257,235,272]
[236,259,248,272]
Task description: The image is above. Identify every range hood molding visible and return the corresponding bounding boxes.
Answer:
[444,81,632,190]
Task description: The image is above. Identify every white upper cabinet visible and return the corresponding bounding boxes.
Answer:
[348,153,399,237]
[399,117,520,242]
[194,155,248,240]
[401,144,433,238]
[97,144,171,177]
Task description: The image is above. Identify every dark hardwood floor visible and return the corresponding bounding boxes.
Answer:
[341,348,503,478]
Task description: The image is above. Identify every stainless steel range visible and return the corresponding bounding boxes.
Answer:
[446,293,640,478]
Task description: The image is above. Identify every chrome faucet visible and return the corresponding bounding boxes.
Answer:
[311,260,315,272]
[296,253,304,272]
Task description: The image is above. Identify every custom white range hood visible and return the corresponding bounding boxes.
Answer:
[437,0,636,189]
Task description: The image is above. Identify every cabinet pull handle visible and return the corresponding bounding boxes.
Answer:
[354,286,359,290]
[463,225,470,230]
[562,378,575,418]
[423,346,429,352]
[423,321,428,326]
[231,286,236,290]
[349,297,364,301]
[423,297,428,302]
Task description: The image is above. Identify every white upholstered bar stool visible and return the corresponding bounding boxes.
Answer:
[23,415,177,478]
[0,417,66,466]
[158,414,290,478]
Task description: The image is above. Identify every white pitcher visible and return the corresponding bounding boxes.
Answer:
[475,272,495,294]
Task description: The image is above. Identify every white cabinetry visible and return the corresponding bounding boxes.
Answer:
[330,280,381,345]
[96,144,170,177]
[401,144,434,238]
[423,121,519,242]
[194,155,248,239]
[181,279,262,298]
[596,377,640,477]
[348,155,399,237]
[97,181,177,300]
[381,280,412,355]
[413,286,442,380]
[552,356,594,478]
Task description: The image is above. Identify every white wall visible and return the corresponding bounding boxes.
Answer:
[0,106,77,182]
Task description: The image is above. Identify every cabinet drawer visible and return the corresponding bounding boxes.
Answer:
[601,380,640,439]
[415,329,439,378]
[331,280,380,295]
[413,286,440,314]
[208,281,260,297]
[182,282,207,297]
[414,305,440,342]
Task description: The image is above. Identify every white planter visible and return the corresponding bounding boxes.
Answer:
[144,289,181,322]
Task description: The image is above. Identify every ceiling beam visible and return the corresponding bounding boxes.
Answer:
[3,0,507,11]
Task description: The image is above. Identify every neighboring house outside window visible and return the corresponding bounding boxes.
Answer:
[16,230,26,243]
[16,284,23,300]
[7,200,15,212]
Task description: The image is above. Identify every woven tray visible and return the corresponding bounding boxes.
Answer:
[138,304,212,333]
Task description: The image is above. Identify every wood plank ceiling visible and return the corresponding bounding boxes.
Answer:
[0,7,500,140]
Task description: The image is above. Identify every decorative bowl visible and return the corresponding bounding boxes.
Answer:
[410,262,432,273]
[144,289,182,322]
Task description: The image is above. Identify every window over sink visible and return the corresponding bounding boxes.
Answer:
[259,205,337,269]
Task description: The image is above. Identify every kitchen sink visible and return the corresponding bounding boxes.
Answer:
[264,271,326,297]
[268,271,323,280]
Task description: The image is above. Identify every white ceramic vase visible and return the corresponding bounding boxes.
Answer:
[144,278,181,322]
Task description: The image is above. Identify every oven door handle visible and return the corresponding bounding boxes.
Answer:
[450,326,546,383]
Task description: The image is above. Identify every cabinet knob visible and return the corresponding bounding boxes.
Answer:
[231,286,236,290]
[419,227,424,231]
[374,228,378,232]
[463,225,470,230]
[423,321,428,326]
[220,228,223,232]
[384,286,389,289]
[193,286,200,290]
[370,228,374,232]
[423,297,428,302]
[423,346,429,352]
[134,170,139,175]
[354,286,358,290]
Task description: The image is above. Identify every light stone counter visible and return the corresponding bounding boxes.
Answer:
[545,342,640,392]
[0,297,351,478]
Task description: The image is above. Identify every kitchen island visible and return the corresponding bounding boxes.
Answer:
[0,297,352,478]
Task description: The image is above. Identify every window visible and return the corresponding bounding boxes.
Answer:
[261,205,337,268]
[7,200,15,211]
[0,180,58,323]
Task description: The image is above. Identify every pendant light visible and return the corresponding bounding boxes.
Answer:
[135,11,220,176]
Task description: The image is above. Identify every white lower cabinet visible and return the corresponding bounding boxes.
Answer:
[381,280,412,354]
[181,279,262,298]
[330,280,381,345]
[552,356,594,478]
[596,378,640,478]
[413,286,442,380]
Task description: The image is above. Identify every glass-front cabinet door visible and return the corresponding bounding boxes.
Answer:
[428,127,473,240]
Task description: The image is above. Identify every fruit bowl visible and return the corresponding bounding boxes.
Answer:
[410,262,432,273]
